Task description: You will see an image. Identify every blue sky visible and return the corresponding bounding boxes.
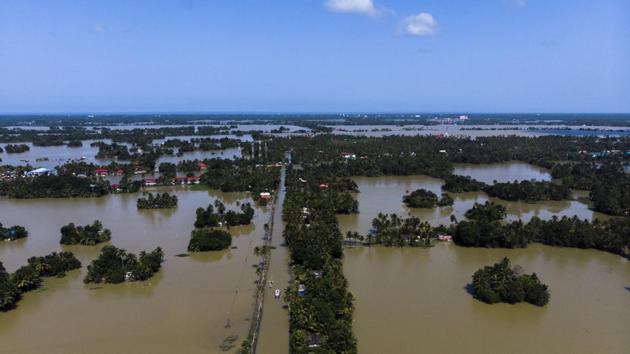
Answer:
[0,0,628,113]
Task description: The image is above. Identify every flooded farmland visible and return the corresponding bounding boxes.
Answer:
[338,162,630,354]
[0,188,269,354]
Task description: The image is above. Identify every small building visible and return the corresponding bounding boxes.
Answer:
[115,169,125,176]
[175,176,188,185]
[260,192,271,200]
[95,168,109,177]
[144,178,158,186]
[187,176,200,184]
[319,183,329,189]
[297,284,306,297]
[197,162,208,171]
[25,167,54,177]
[341,152,356,160]
[437,234,452,242]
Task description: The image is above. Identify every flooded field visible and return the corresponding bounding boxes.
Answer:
[453,162,551,184]
[326,124,630,138]
[338,162,629,354]
[344,244,630,354]
[0,141,243,169]
[0,188,268,354]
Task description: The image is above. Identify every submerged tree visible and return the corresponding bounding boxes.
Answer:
[60,220,112,245]
[471,257,550,306]
[403,189,438,208]
[188,229,232,252]
[84,245,164,284]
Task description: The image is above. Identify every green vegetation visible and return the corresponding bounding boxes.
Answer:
[283,167,356,353]
[437,193,454,206]
[194,200,255,227]
[0,223,28,241]
[84,245,164,284]
[11,265,42,292]
[442,175,485,193]
[1,252,82,311]
[0,262,20,311]
[369,213,435,247]
[60,220,112,245]
[27,252,82,277]
[199,159,281,200]
[472,258,550,306]
[453,203,630,257]
[4,144,30,153]
[403,189,438,208]
[137,192,178,209]
[465,202,506,221]
[0,175,110,198]
[483,180,571,202]
[188,228,232,252]
[552,162,630,216]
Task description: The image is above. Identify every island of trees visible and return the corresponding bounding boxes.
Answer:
[369,213,435,247]
[403,189,454,208]
[188,228,232,252]
[4,144,30,153]
[137,192,178,209]
[194,200,255,228]
[60,220,112,245]
[1,252,81,311]
[0,223,28,241]
[471,257,550,306]
[84,245,164,284]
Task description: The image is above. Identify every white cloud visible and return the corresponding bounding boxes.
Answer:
[402,12,437,37]
[325,0,377,16]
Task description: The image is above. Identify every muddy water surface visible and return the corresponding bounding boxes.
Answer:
[0,188,268,354]
[339,164,628,354]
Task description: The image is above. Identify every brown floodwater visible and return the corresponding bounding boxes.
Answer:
[453,161,551,184]
[0,187,269,354]
[339,166,630,354]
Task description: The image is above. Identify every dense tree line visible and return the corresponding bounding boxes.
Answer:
[199,159,281,202]
[0,223,28,241]
[553,162,630,216]
[1,252,81,311]
[60,220,112,245]
[188,229,232,251]
[464,202,506,221]
[483,180,571,202]
[4,144,30,153]
[0,175,110,198]
[442,175,486,193]
[84,246,164,284]
[402,189,454,208]
[194,200,255,227]
[137,192,178,209]
[452,203,630,257]
[283,167,356,353]
[369,213,437,247]
[472,258,550,306]
[403,189,438,208]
